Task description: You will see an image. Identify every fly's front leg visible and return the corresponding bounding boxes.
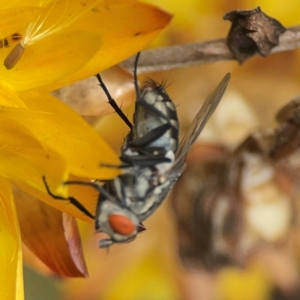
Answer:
[42,176,95,219]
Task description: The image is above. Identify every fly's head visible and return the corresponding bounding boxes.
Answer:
[95,200,142,248]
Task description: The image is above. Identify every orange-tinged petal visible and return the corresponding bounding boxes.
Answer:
[3,31,102,91]
[14,187,88,277]
[46,2,173,90]
[0,177,24,300]
[0,113,68,192]
[14,174,98,222]
[4,91,120,179]
[22,244,54,276]
[63,212,88,277]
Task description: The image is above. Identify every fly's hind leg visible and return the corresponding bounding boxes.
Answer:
[95,73,132,129]
[95,52,142,130]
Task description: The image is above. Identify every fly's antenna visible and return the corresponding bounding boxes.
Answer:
[133,52,141,100]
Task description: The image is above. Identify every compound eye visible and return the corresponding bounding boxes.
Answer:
[108,214,136,236]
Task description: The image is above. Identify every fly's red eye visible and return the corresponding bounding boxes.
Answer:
[108,214,136,235]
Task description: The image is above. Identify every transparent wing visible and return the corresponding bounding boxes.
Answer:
[136,74,230,222]
[171,73,231,176]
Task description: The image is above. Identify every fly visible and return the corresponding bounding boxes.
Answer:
[43,53,231,247]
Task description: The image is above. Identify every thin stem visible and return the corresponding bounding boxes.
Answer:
[120,25,300,73]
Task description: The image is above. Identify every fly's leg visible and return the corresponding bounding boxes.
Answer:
[43,176,95,219]
[95,73,132,129]
[133,52,141,99]
[63,180,117,203]
[129,123,171,148]
[121,155,171,166]
[95,52,142,130]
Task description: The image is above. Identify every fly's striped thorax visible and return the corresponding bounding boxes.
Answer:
[132,80,179,154]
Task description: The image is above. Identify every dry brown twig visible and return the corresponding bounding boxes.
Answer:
[120,25,300,73]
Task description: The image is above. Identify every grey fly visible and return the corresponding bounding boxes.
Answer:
[43,53,231,248]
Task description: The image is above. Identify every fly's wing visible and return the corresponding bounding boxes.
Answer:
[170,73,231,176]
[138,74,231,221]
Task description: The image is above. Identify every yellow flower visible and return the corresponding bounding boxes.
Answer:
[0,1,172,299]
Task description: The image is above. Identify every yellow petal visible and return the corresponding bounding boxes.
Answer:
[0,1,43,9]
[45,1,173,90]
[0,113,68,192]
[0,6,41,38]
[4,90,120,179]
[14,188,88,277]
[3,31,102,91]
[0,177,24,300]
[0,1,172,92]
[0,84,27,108]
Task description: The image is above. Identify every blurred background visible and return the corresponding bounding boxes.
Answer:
[25,0,300,299]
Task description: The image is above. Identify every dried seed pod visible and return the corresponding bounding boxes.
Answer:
[223,6,286,63]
